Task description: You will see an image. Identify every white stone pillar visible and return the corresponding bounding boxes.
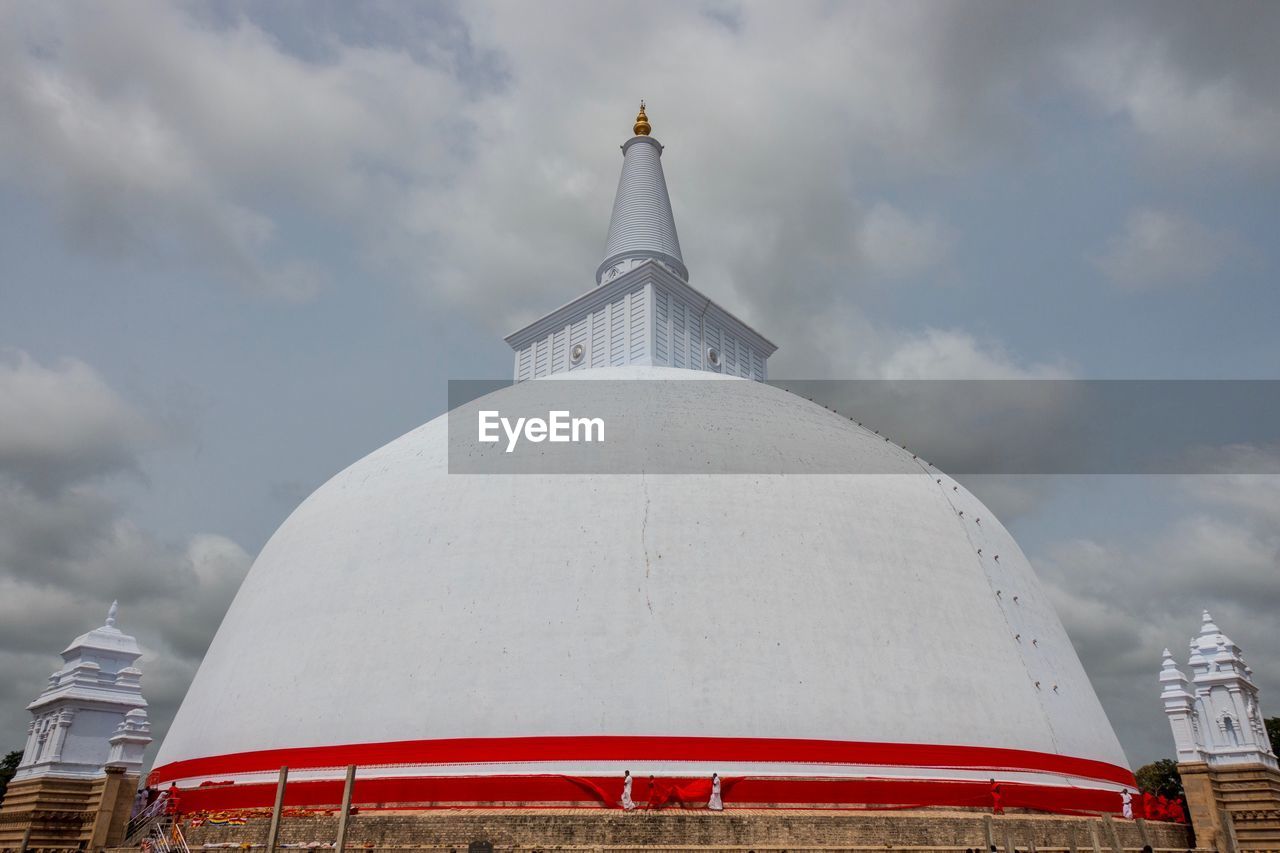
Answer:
[47,710,75,763]
[19,720,40,767]
[33,720,52,764]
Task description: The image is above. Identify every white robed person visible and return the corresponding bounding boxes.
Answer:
[131,786,150,818]
[1121,788,1133,819]
[621,770,636,810]
[709,773,723,811]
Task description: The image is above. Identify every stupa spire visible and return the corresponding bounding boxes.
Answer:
[633,101,651,136]
[505,102,775,381]
[595,102,687,285]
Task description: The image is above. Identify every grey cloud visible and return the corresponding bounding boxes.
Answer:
[1182,443,1280,505]
[438,1,1280,356]
[1062,1,1280,171]
[855,204,955,281]
[0,535,251,763]
[412,0,1055,365]
[5,1,1275,346]
[954,476,1060,524]
[1033,457,1280,765]
[0,2,1086,333]
[267,479,318,510]
[0,2,473,300]
[205,0,510,94]
[1095,208,1244,289]
[0,580,104,659]
[0,349,251,764]
[0,481,119,591]
[0,351,162,493]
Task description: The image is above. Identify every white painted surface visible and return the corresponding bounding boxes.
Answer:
[508,264,776,382]
[157,367,1127,777]
[514,279,647,380]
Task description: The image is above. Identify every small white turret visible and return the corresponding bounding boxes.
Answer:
[1160,648,1202,763]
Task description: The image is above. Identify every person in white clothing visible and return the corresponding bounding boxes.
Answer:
[708,773,723,811]
[131,786,150,818]
[621,770,636,810]
[1122,788,1134,819]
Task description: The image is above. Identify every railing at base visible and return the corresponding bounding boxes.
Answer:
[136,817,188,853]
[123,796,169,846]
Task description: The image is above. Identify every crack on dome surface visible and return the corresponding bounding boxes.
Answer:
[641,472,654,616]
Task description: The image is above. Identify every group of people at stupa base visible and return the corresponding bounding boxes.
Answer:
[619,771,723,811]
[988,779,1184,822]
[614,773,1184,821]
[1120,787,1187,823]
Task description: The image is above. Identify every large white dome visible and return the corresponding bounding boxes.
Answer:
[154,366,1131,812]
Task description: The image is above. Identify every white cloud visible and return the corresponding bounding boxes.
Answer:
[870,328,1071,380]
[855,203,954,280]
[1095,208,1240,289]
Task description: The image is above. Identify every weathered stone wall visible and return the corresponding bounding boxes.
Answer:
[0,770,140,853]
[132,809,1196,853]
[1180,760,1280,853]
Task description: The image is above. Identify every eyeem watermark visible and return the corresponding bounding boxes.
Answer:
[478,410,605,453]
[451,379,1280,474]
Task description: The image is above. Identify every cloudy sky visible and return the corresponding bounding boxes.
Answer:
[2,0,1278,770]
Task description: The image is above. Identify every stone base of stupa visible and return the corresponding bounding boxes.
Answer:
[112,808,1195,853]
[0,766,138,852]
[1179,760,1280,853]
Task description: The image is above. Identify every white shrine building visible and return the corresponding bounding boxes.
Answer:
[0,603,152,850]
[1158,612,1280,853]
[15,602,152,782]
[1161,611,1277,771]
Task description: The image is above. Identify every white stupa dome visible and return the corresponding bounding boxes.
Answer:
[154,109,1132,813]
[154,368,1130,809]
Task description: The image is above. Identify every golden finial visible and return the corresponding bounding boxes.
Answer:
[633,100,651,136]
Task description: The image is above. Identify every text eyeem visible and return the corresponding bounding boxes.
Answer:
[478,410,605,453]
